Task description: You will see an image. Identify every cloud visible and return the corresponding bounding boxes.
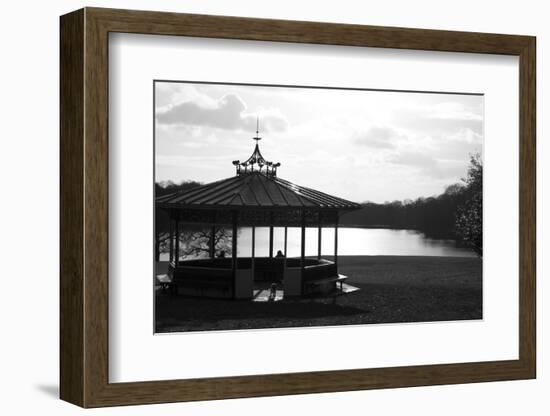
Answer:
[259,112,289,133]
[390,151,438,169]
[156,93,288,133]
[389,151,467,180]
[157,93,246,128]
[430,128,482,160]
[155,83,207,108]
[400,117,483,136]
[393,101,483,136]
[354,126,402,149]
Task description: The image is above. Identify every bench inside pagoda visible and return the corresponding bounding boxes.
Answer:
[168,258,341,299]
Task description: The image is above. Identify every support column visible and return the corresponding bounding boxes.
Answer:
[269,226,274,258]
[174,215,180,267]
[209,225,216,259]
[334,214,339,269]
[301,210,306,271]
[317,226,322,260]
[269,212,274,258]
[231,211,238,299]
[169,218,174,263]
[251,225,256,280]
[284,226,288,269]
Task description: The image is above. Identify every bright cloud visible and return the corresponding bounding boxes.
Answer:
[156,88,288,133]
[353,126,404,149]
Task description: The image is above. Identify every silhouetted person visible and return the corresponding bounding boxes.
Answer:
[217,250,226,258]
[275,250,285,258]
[268,282,277,301]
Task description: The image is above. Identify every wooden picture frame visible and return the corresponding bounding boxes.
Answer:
[60,7,536,408]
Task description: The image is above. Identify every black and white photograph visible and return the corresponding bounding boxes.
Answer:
[154,81,483,333]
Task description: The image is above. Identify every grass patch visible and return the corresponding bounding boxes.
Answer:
[155,255,482,333]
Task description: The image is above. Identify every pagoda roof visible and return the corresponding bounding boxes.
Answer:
[156,172,360,211]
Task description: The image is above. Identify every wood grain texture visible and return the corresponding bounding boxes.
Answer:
[518,38,536,375]
[59,7,537,408]
[83,10,110,406]
[59,8,84,407]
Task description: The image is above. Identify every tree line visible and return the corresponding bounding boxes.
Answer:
[339,186,468,238]
[155,180,202,197]
[340,154,482,255]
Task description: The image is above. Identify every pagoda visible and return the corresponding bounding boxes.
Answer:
[156,120,361,299]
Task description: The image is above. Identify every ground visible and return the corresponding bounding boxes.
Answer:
[155,255,482,333]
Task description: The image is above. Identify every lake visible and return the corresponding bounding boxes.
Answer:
[160,227,476,261]
[235,227,476,258]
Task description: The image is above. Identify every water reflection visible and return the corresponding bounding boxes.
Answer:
[237,227,476,258]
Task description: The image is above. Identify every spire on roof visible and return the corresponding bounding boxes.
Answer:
[232,118,281,177]
[254,117,261,141]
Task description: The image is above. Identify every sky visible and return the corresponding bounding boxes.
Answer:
[155,81,483,203]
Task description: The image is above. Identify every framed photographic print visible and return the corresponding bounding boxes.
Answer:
[60,7,536,408]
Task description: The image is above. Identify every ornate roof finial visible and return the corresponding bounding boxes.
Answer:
[232,117,281,177]
[253,116,261,142]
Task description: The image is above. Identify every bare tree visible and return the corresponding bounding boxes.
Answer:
[179,227,232,259]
